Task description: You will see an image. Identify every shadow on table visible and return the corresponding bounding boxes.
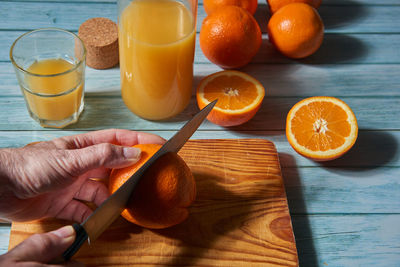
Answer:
[320,131,398,172]
[220,61,293,135]
[280,153,318,267]
[65,95,197,129]
[299,34,368,64]
[216,98,288,137]
[254,3,271,32]
[319,0,369,30]
[255,0,368,31]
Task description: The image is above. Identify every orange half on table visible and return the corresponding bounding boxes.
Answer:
[286,96,358,161]
[196,70,265,127]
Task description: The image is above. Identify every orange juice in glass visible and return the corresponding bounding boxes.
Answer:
[10,28,86,128]
[118,0,197,120]
[24,59,84,122]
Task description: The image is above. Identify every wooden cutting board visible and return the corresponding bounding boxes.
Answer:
[9,139,298,266]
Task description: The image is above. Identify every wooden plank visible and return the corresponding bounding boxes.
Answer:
[3,31,400,64]
[0,96,398,131]
[292,214,400,266]
[0,129,399,168]
[319,0,400,4]
[3,135,398,214]
[317,5,400,33]
[256,5,400,34]
[0,2,117,31]
[8,139,299,266]
[124,60,397,97]
[279,130,400,168]
[253,33,400,64]
[3,214,400,265]
[0,131,399,214]
[1,2,400,33]
[0,224,10,255]
[2,62,400,97]
[283,167,400,214]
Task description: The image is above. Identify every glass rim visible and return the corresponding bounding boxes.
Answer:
[9,27,86,78]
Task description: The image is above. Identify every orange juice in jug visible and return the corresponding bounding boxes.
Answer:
[119,0,196,120]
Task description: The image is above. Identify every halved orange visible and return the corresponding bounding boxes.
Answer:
[196,70,265,127]
[286,96,358,161]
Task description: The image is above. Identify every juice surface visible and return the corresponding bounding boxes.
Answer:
[24,58,84,121]
[119,0,196,120]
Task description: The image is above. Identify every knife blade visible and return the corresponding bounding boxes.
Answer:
[62,100,217,261]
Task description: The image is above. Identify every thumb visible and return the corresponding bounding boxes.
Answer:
[64,143,142,175]
[8,225,76,263]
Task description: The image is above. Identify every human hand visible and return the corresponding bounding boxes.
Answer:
[0,129,165,222]
[0,225,82,266]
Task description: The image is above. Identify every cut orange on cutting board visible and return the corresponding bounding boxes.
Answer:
[286,96,358,161]
[109,144,196,229]
[196,70,265,127]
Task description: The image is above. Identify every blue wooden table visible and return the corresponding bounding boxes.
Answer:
[0,0,399,266]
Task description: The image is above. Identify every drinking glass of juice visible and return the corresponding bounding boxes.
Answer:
[118,0,197,120]
[10,28,86,128]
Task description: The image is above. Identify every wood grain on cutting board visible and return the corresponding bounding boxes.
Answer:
[9,139,298,267]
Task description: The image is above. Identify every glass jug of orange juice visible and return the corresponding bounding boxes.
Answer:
[118,0,197,120]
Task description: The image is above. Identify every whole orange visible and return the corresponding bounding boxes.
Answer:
[200,6,262,69]
[204,0,258,15]
[267,3,324,59]
[267,0,322,14]
[109,144,196,229]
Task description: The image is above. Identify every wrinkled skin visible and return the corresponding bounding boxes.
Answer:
[0,129,164,266]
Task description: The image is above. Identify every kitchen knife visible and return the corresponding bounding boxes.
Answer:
[61,100,216,261]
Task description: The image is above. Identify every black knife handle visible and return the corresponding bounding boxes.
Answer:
[62,223,88,261]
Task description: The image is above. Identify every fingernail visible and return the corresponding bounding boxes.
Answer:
[51,225,75,239]
[123,147,141,161]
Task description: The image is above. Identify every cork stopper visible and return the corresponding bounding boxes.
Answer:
[78,17,119,69]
